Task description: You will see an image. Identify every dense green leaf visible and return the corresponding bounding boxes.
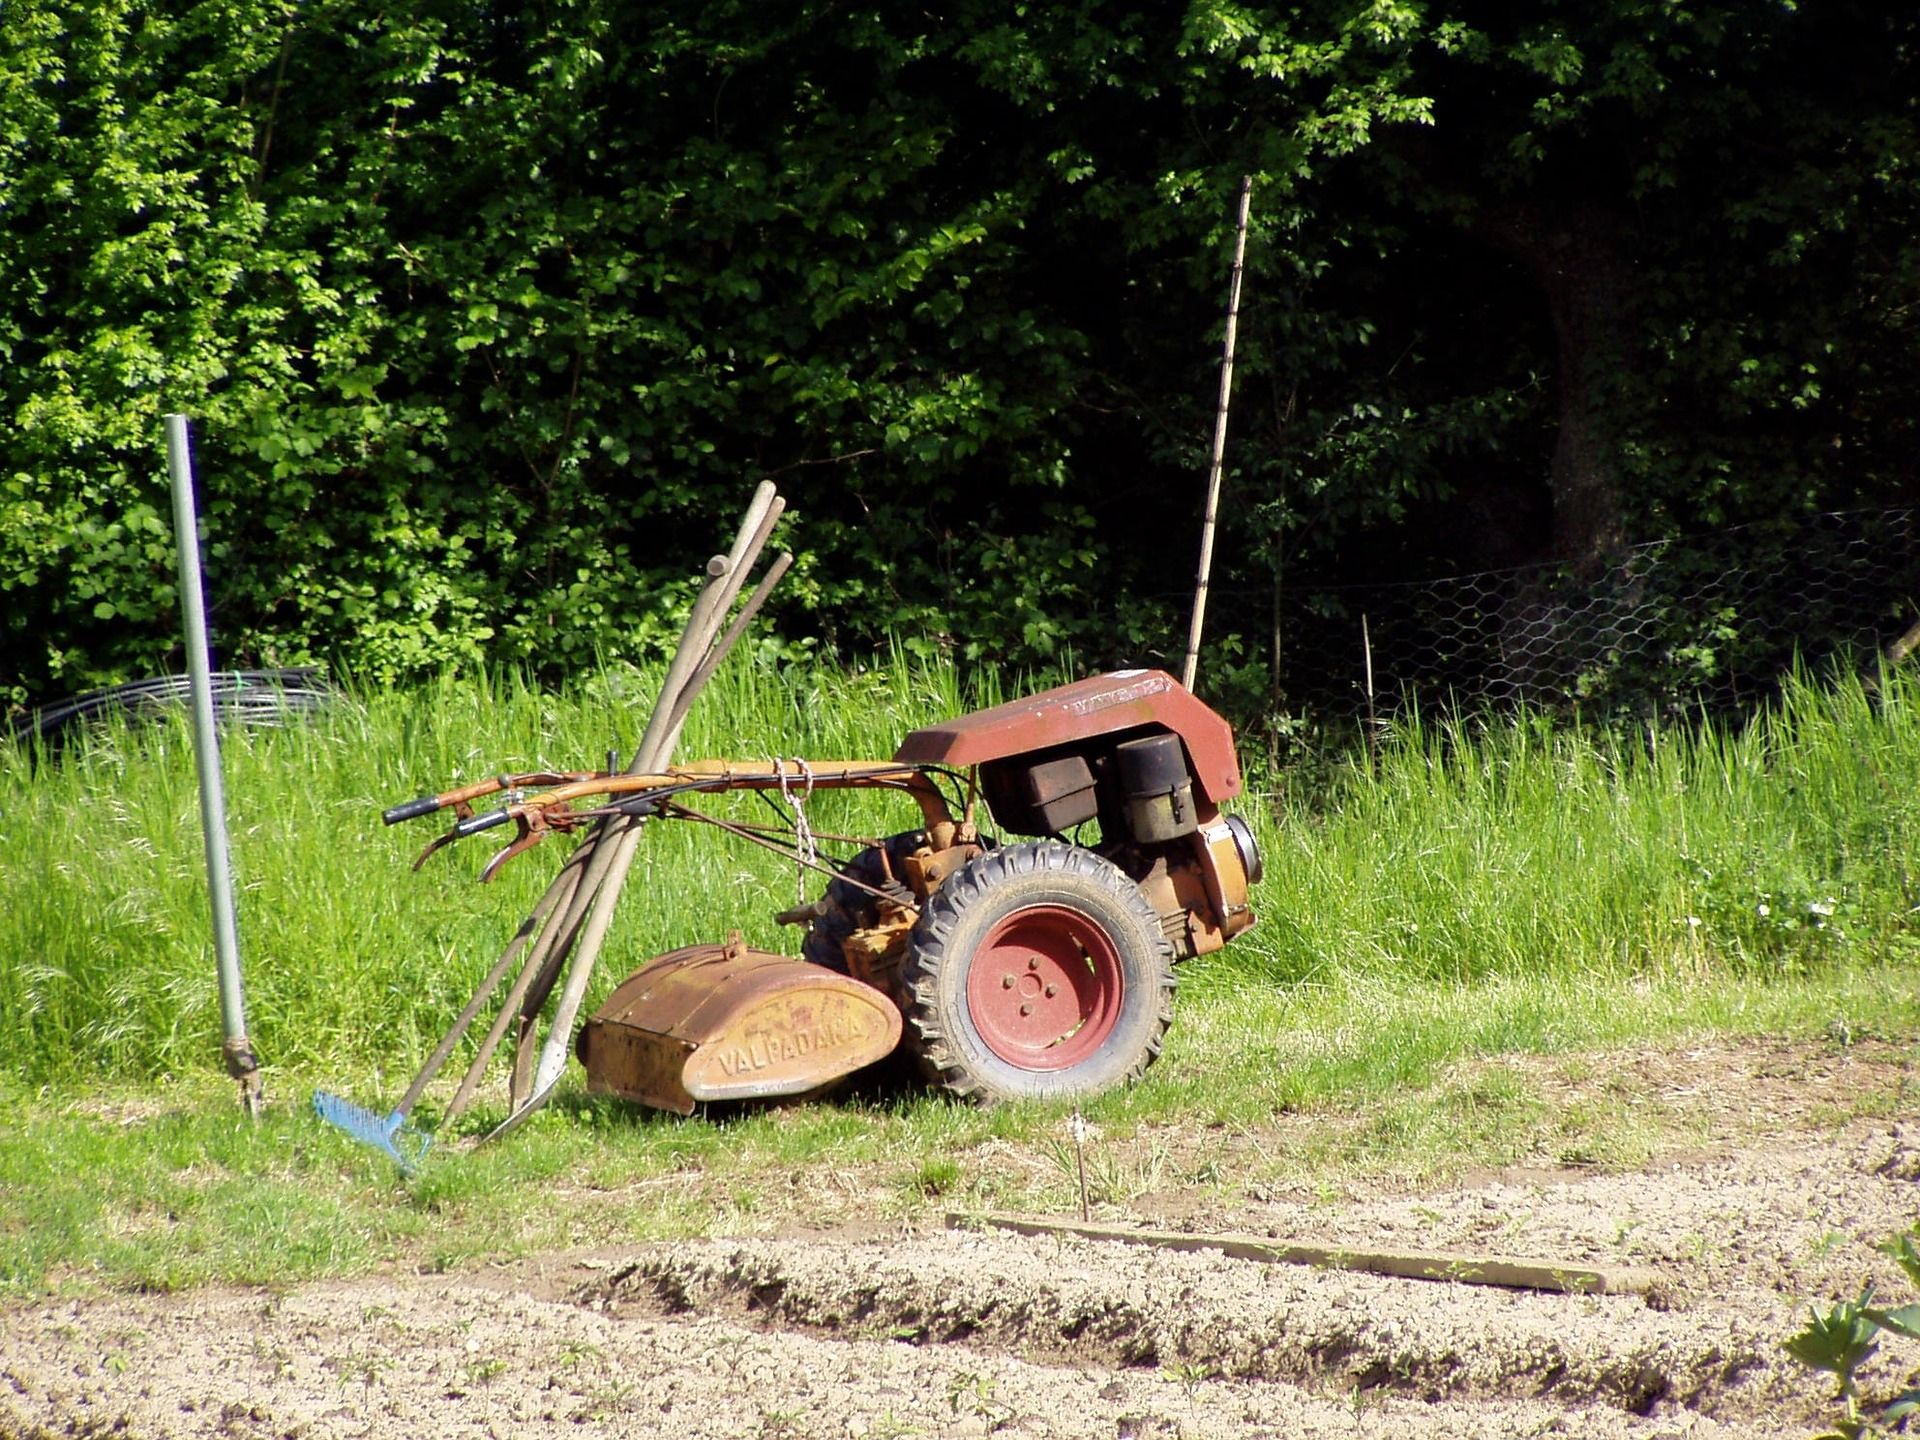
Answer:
[2,2,1914,707]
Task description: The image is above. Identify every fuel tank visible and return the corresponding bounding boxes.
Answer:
[575,937,902,1115]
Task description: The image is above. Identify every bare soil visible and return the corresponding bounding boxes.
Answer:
[5,1040,1920,1439]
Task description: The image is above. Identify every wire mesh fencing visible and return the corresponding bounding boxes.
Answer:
[8,668,339,745]
[1266,508,1920,721]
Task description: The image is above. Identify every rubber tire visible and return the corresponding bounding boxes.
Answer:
[901,842,1175,1103]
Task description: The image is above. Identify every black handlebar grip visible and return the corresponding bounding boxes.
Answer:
[383,795,442,826]
[454,808,513,838]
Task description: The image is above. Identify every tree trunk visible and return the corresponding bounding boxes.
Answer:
[1477,203,1635,568]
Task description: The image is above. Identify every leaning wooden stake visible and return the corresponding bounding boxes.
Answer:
[1888,616,1920,669]
[397,839,593,1121]
[405,485,786,1134]
[1181,174,1254,693]
[502,546,747,1110]
[441,842,593,1122]
[1864,614,1920,694]
[485,484,786,1140]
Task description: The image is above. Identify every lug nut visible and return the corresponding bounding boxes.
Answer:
[1028,957,1040,970]
[1002,975,1015,989]
[1019,1003,1034,1016]
[1045,983,1058,998]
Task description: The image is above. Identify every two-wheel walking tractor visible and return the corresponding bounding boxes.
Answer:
[370,668,1261,1139]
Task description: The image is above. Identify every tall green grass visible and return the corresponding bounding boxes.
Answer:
[0,656,1011,1084]
[2,658,1916,1089]
[5,662,1920,1297]
[1236,669,1920,990]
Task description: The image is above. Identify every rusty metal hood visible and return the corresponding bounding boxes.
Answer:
[576,939,902,1115]
[892,670,1241,806]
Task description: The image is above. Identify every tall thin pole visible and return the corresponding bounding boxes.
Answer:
[166,415,262,1116]
[1181,174,1254,692]
[1362,612,1379,767]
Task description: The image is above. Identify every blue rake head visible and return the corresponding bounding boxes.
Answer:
[313,1090,433,1175]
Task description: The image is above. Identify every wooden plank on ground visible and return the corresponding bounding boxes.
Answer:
[946,1212,1660,1296]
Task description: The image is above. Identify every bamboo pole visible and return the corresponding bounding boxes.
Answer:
[1180,175,1254,693]
[1362,611,1379,763]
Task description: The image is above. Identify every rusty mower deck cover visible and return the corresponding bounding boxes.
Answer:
[576,939,902,1115]
[893,669,1242,805]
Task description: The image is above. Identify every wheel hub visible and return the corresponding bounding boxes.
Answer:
[965,904,1124,1070]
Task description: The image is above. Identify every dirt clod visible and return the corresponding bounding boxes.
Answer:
[1855,1122,1920,1182]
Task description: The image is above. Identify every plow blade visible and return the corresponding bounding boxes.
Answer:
[576,941,902,1115]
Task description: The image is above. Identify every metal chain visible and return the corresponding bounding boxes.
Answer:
[774,757,817,902]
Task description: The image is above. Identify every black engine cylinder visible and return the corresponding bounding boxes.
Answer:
[1114,733,1198,842]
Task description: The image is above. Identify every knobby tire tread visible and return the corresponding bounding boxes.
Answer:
[902,841,1175,1103]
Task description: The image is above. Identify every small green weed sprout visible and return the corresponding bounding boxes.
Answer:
[1162,1359,1216,1393]
[910,1157,962,1197]
[946,1370,1015,1432]
[1785,1223,1920,1438]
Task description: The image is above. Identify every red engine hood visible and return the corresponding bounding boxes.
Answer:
[893,669,1242,806]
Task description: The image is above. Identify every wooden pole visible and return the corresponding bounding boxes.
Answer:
[1887,616,1920,668]
[1181,175,1254,693]
[486,485,785,1139]
[948,1213,1661,1297]
[502,545,748,1109]
[401,485,786,1136]
[1362,612,1380,763]
[438,841,592,1123]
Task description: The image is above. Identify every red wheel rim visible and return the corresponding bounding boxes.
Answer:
[964,904,1125,1070]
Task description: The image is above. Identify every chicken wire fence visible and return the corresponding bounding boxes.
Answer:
[1260,507,1920,720]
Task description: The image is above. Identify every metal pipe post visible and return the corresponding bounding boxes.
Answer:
[165,414,263,1115]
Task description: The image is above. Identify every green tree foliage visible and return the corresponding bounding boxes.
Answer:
[1222,2,1919,602]
[2,1,1914,708]
[1374,1,1920,549]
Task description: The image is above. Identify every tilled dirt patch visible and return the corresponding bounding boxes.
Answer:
[0,1272,1773,1440]
[7,1113,1920,1438]
[606,1231,1763,1414]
